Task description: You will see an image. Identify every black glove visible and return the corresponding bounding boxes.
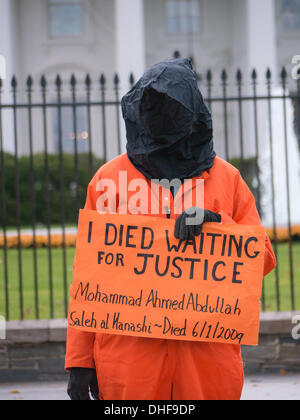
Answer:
[67,368,99,401]
[175,207,221,241]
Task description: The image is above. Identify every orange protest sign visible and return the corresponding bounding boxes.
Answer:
[68,210,266,346]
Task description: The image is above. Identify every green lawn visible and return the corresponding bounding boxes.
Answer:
[0,248,76,320]
[0,244,299,320]
[263,242,300,312]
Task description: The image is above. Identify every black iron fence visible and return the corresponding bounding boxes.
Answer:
[0,68,300,321]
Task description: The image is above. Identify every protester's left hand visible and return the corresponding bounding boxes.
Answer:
[67,368,99,401]
[175,207,221,241]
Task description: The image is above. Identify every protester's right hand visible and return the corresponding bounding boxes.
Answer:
[68,368,99,401]
[175,207,221,241]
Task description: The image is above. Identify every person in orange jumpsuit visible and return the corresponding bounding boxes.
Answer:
[66,59,276,401]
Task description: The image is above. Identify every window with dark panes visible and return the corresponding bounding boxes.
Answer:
[281,0,300,30]
[54,105,89,154]
[49,0,84,38]
[166,0,201,34]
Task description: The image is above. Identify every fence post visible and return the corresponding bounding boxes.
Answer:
[11,75,24,320]
[41,74,54,319]
[85,73,94,178]
[114,73,122,156]
[0,77,9,321]
[281,67,295,311]
[71,74,80,214]
[27,75,39,320]
[221,69,229,162]
[266,68,280,312]
[100,74,108,163]
[206,70,212,112]
[236,69,245,179]
[56,74,68,318]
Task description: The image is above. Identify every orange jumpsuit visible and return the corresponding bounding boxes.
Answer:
[65,154,276,400]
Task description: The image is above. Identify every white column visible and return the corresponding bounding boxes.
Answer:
[115,0,146,152]
[231,0,277,87]
[0,0,19,89]
[230,0,278,159]
[246,0,277,87]
[245,0,278,157]
[0,0,19,153]
[115,0,146,89]
[0,0,13,79]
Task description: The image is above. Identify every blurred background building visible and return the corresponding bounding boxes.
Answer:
[1,0,300,87]
[0,2,300,382]
[0,0,299,157]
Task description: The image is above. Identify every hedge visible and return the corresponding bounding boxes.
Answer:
[0,153,103,227]
[0,153,261,228]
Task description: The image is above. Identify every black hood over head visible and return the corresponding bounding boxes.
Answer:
[122,58,216,181]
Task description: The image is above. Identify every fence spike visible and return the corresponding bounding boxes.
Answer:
[85,73,92,88]
[173,50,181,59]
[221,69,227,84]
[55,75,62,89]
[206,70,212,83]
[281,66,287,83]
[26,75,33,89]
[40,75,47,89]
[129,73,135,87]
[114,73,120,87]
[236,69,242,84]
[266,68,272,81]
[266,69,272,95]
[251,69,257,82]
[11,75,17,89]
[0,77,3,90]
[70,74,77,88]
[100,73,106,88]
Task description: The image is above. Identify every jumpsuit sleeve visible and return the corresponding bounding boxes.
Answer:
[217,173,277,277]
[65,182,97,370]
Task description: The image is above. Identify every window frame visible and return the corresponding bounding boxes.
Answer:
[52,96,90,155]
[279,0,300,35]
[164,0,202,36]
[47,0,86,40]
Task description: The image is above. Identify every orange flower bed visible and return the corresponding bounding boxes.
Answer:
[0,233,77,249]
[1,225,300,248]
[266,225,300,242]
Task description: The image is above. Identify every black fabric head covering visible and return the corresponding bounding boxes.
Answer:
[122,58,216,181]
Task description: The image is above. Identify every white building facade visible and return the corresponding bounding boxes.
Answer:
[0,0,299,158]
